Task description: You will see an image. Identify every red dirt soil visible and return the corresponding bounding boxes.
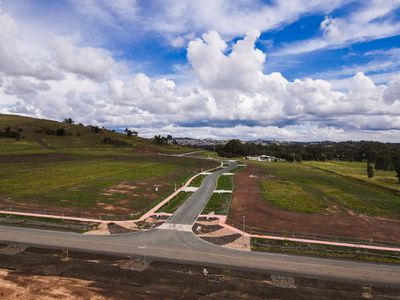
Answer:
[229,164,400,243]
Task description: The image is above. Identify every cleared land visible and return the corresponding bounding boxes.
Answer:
[0,114,217,215]
[3,247,398,299]
[304,161,400,192]
[229,162,400,243]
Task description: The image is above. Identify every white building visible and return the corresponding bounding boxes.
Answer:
[246,155,280,162]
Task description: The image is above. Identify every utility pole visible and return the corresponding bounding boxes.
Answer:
[243,215,246,248]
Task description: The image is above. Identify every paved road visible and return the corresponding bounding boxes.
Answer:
[1,161,400,285]
[166,164,229,225]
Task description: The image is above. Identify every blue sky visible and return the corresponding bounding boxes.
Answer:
[0,0,400,141]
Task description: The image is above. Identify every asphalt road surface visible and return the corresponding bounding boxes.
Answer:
[1,160,399,285]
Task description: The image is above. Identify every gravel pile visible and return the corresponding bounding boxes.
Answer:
[193,223,223,234]
[107,223,135,234]
[0,244,28,255]
[270,275,297,289]
[135,221,164,230]
[201,234,242,245]
[119,259,150,272]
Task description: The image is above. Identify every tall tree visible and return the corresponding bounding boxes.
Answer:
[395,160,400,183]
[367,162,374,178]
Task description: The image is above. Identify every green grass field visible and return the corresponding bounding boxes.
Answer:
[303,161,400,192]
[256,162,400,218]
[156,192,192,213]
[202,193,231,215]
[0,114,217,214]
[0,153,213,214]
[216,175,233,190]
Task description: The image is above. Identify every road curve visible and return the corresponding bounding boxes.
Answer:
[0,160,399,286]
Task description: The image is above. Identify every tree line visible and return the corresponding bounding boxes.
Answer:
[216,140,399,167]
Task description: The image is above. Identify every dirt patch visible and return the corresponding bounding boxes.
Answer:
[229,164,400,243]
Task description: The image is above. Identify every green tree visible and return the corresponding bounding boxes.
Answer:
[125,128,132,137]
[63,118,74,124]
[395,160,400,183]
[367,162,374,178]
[56,128,65,136]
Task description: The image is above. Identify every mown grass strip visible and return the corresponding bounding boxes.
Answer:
[216,175,233,190]
[156,192,192,213]
[189,174,207,187]
[202,193,231,215]
[251,238,400,264]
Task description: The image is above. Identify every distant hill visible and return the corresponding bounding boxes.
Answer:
[0,113,190,155]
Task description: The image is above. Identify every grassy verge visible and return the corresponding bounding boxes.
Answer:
[156,192,192,213]
[216,175,233,190]
[251,238,400,264]
[189,174,207,187]
[0,214,98,233]
[255,161,400,218]
[202,193,231,215]
[230,165,245,173]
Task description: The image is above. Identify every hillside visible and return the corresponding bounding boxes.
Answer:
[0,113,191,155]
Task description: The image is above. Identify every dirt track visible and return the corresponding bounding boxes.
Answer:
[1,246,398,299]
[229,164,400,243]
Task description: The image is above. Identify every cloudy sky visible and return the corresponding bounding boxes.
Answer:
[0,0,400,142]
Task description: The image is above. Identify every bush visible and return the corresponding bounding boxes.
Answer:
[56,128,66,136]
[0,127,21,140]
[367,163,374,178]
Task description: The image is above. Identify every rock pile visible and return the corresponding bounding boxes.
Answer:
[0,244,28,255]
[119,259,150,272]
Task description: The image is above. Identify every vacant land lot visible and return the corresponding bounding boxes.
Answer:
[229,162,400,242]
[202,193,231,215]
[0,152,216,215]
[304,161,400,192]
[216,175,234,190]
